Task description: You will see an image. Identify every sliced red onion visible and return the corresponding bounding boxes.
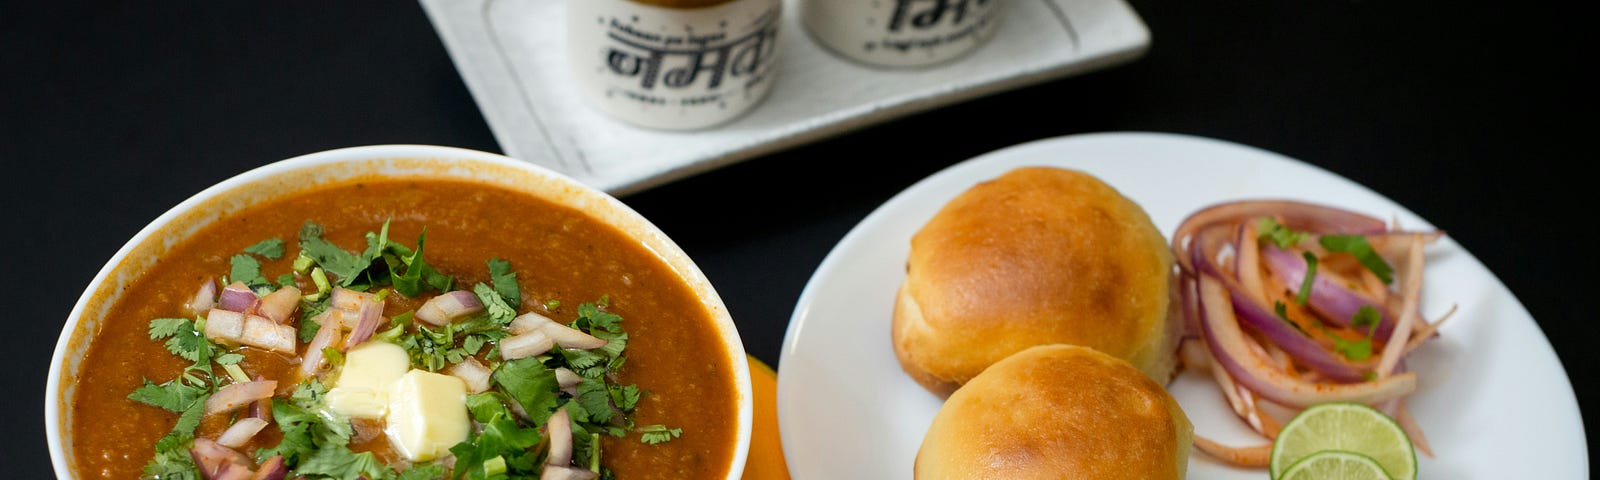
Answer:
[1174,200,1390,272]
[1191,243,1367,383]
[1192,435,1272,467]
[509,312,557,335]
[341,299,385,350]
[219,282,260,313]
[204,309,247,344]
[1261,245,1396,341]
[446,356,492,394]
[217,417,269,448]
[250,456,287,480]
[547,407,574,467]
[416,290,485,326]
[190,437,251,480]
[542,323,608,350]
[206,380,278,415]
[189,278,218,316]
[500,330,554,360]
[540,465,599,480]
[255,286,301,324]
[330,287,377,312]
[300,313,343,377]
[240,315,296,354]
[1367,230,1444,261]
[1198,275,1415,408]
[1376,234,1426,377]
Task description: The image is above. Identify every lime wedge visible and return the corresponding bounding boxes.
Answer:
[1270,402,1416,480]
[1280,451,1394,480]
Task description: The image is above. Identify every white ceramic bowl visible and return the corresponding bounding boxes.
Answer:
[44,145,753,479]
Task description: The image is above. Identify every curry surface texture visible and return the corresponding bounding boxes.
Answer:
[69,178,736,479]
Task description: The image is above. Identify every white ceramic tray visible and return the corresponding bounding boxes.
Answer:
[421,0,1149,195]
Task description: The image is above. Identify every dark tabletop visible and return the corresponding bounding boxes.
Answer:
[3,1,1592,476]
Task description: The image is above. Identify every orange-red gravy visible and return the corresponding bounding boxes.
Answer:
[70,179,737,479]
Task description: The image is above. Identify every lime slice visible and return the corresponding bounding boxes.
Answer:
[1270,402,1416,480]
[1280,451,1394,480]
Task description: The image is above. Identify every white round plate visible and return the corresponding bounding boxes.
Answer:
[776,132,1587,479]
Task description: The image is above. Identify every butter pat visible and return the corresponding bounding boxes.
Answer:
[326,342,410,418]
[385,370,470,462]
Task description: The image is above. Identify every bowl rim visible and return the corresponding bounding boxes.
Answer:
[44,144,753,479]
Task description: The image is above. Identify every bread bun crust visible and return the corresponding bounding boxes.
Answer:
[892,167,1177,397]
[914,344,1192,479]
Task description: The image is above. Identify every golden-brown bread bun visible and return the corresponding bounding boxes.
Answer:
[892,166,1178,397]
[915,344,1192,479]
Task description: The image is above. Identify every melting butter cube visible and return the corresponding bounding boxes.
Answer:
[385,369,469,462]
[326,341,410,418]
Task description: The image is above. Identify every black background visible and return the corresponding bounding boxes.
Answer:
[2,1,1592,476]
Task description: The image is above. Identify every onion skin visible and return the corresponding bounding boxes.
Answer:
[188,278,218,316]
[446,356,492,394]
[554,367,582,396]
[190,438,251,480]
[540,465,599,480]
[255,286,301,324]
[508,312,557,335]
[218,282,259,313]
[415,290,484,326]
[341,298,385,350]
[547,407,574,467]
[500,330,554,360]
[206,380,278,416]
[300,312,343,378]
[217,417,269,448]
[250,456,287,480]
[1193,436,1271,467]
[542,323,608,350]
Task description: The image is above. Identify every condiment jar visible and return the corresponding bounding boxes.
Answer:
[801,0,1005,68]
[567,0,783,130]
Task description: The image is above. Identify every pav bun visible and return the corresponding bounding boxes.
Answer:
[914,344,1192,479]
[892,166,1178,397]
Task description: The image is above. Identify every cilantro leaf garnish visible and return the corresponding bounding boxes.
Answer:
[1319,234,1395,284]
[230,254,269,288]
[295,446,390,480]
[487,258,521,309]
[392,230,453,297]
[244,238,287,260]
[492,358,560,427]
[1296,251,1318,305]
[299,222,372,287]
[395,464,447,480]
[474,282,516,326]
[449,393,543,480]
[128,378,207,413]
[1258,217,1309,249]
[575,302,624,334]
[1351,305,1382,332]
[1271,302,1311,335]
[259,380,356,468]
[637,425,682,445]
[1328,335,1373,361]
[150,317,219,364]
[149,318,191,339]
[140,398,209,480]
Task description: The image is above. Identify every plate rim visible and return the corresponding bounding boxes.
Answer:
[774,131,1588,479]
